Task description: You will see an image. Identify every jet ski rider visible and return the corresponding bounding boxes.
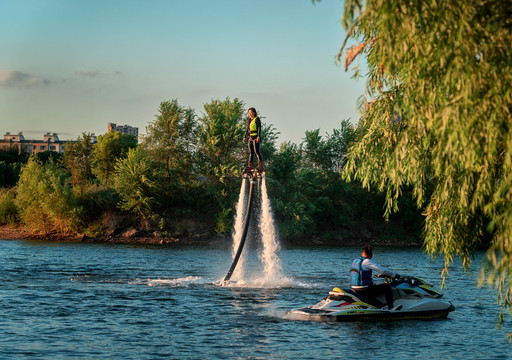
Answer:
[243,107,264,170]
[350,244,401,310]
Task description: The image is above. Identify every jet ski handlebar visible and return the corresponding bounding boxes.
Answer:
[375,273,402,280]
[374,274,433,288]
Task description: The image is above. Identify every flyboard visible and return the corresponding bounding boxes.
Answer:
[221,167,265,285]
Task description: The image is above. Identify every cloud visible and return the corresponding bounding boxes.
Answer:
[0,70,41,86]
[75,69,99,78]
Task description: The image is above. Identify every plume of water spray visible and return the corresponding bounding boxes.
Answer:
[258,177,288,286]
[230,179,247,281]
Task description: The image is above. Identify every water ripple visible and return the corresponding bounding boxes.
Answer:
[0,240,510,359]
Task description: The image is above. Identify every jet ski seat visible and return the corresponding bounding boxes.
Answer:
[332,288,386,309]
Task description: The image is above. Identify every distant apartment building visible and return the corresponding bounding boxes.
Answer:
[108,123,138,140]
[0,132,97,155]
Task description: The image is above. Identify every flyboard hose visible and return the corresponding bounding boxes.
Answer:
[222,178,255,284]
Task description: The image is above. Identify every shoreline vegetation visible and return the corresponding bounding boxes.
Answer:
[0,98,426,250]
[0,191,424,248]
[0,226,422,247]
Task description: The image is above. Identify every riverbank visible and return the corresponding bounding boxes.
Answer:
[0,225,218,245]
[0,222,422,248]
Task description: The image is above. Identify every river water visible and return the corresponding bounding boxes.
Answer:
[1,239,510,359]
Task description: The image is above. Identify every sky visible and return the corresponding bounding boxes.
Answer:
[0,0,366,144]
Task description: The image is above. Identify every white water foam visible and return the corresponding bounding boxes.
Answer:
[230,179,247,281]
[145,276,205,287]
[217,276,311,289]
[72,275,207,287]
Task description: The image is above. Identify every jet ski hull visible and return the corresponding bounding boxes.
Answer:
[290,305,455,321]
[287,276,455,321]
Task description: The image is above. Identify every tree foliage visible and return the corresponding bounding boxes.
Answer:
[2,95,422,262]
[259,122,280,165]
[0,147,28,164]
[0,188,18,225]
[92,131,137,186]
[62,133,95,193]
[15,157,83,233]
[339,0,512,313]
[36,150,63,164]
[267,123,371,239]
[327,119,357,172]
[0,148,26,188]
[269,142,309,238]
[197,98,246,234]
[198,98,246,184]
[301,120,357,172]
[0,162,21,188]
[142,99,198,195]
[303,129,333,170]
[113,147,161,220]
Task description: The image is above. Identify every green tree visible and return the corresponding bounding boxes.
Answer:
[0,162,21,188]
[268,142,312,238]
[0,188,18,225]
[302,129,332,171]
[269,138,364,239]
[92,131,137,186]
[0,147,26,188]
[338,0,512,316]
[112,147,161,220]
[62,133,95,193]
[197,98,246,234]
[36,150,62,164]
[0,148,18,163]
[327,119,357,172]
[300,120,356,173]
[142,99,198,203]
[259,122,280,168]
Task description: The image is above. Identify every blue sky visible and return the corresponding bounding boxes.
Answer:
[0,0,365,144]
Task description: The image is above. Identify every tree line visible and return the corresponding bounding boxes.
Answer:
[0,97,422,242]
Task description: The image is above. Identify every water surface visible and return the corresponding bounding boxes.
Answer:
[0,239,509,359]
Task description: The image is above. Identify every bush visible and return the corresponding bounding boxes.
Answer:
[214,206,234,236]
[75,183,119,221]
[112,148,161,220]
[15,157,84,234]
[0,162,22,187]
[0,188,18,225]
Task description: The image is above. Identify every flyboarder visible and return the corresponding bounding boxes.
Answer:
[243,107,264,171]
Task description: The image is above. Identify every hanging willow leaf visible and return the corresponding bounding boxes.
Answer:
[340,0,512,327]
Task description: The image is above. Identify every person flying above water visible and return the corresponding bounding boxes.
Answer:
[243,107,264,171]
[350,244,402,310]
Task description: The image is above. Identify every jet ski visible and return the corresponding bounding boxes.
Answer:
[288,276,455,321]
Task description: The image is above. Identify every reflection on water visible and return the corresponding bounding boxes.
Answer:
[0,239,510,360]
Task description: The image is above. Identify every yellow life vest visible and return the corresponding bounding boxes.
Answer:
[250,117,258,136]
